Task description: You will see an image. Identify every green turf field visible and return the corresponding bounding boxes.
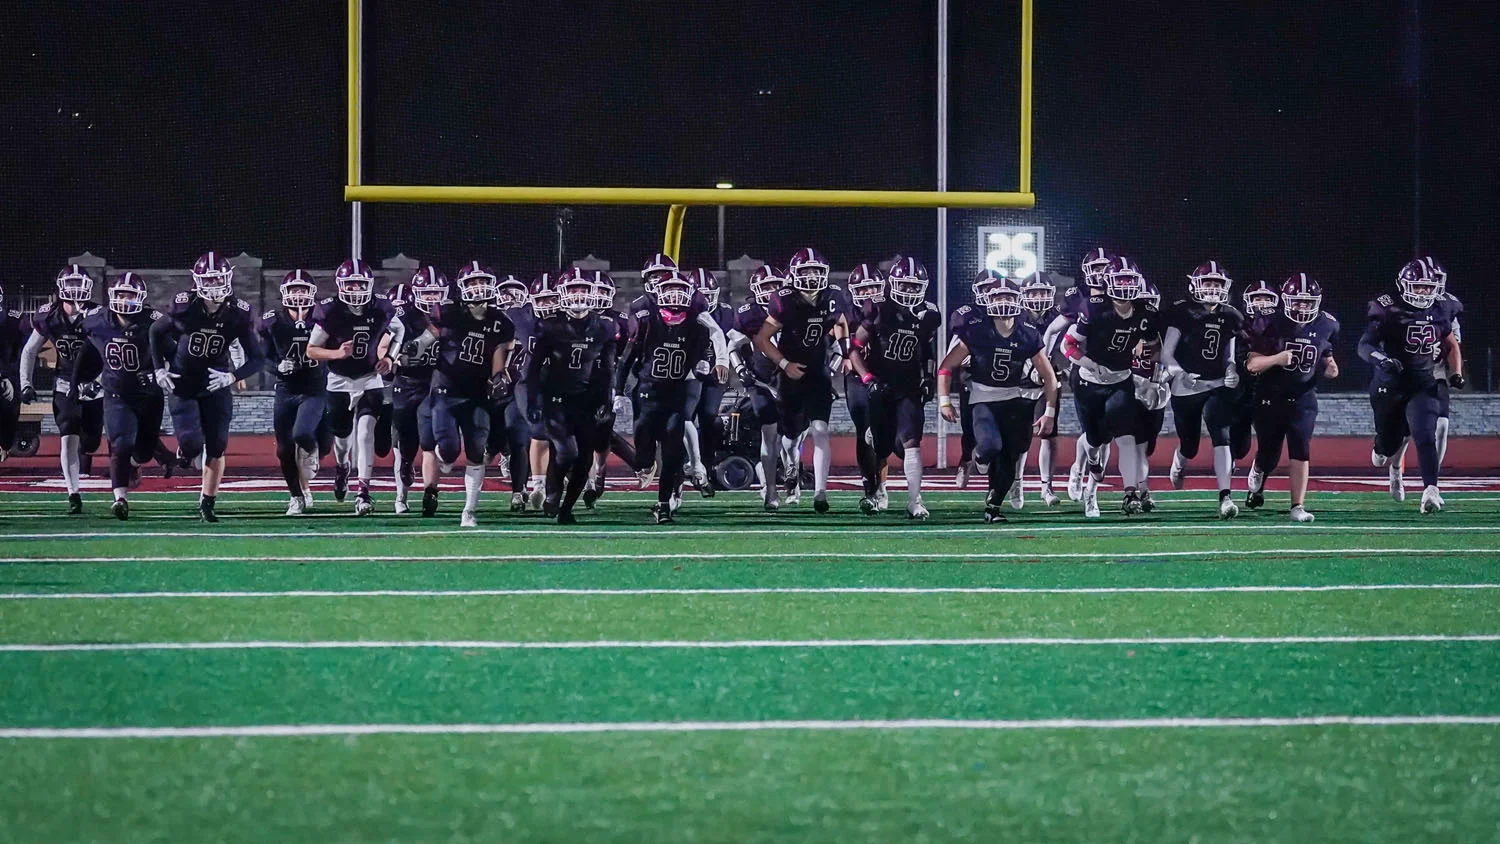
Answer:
[3,488,1499,842]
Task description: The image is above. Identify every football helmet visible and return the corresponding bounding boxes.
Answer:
[531,274,560,318]
[496,274,529,309]
[334,259,375,307]
[846,263,885,304]
[108,272,148,315]
[558,268,595,315]
[887,257,929,308]
[455,261,498,304]
[1104,256,1145,302]
[408,265,450,312]
[655,272,695,324]
[642,253,678,294]
[590,271,617,311]
[972,268,1006,302]
[1138,280,1161,310]
[1280,273,1323,324]
[1080,248,1115,290]
[688,268,720,309]
[787,247,830,293]
[1242,280,1279,316]
[192,252,234,302]
[1396,258,1441,310]
[280,270,318,310]
[1022,276,1056,315]
[749,265,785,305]
[1420,256,1447,296]
[55,264,95,302]
[1187,260,1232,305]
[984,276,1024,318]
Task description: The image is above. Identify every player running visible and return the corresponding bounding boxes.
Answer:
[1245,274,1340,522]
[727,265,788,508]
[1018,274,1063,506]
[149,252,265,521]
[1053,248,1114,503]
[0,283,27,462]
[386,266,446,514]
[683,267,735,496]
[259,270,329,515]
[844,263,888,508]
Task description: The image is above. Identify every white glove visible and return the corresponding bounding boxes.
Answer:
[277,358,297,375]
[0,378,13,403]
[206,369,237,392]
[612,395,630,415]
[154,368,179,393]
[1174,370,1199,392]
[694,359,711,376]
[1224,367,1241,389]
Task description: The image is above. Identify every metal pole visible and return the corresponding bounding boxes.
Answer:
[348,0,363,260]
[717,205,726,270]
[935,0,950,470]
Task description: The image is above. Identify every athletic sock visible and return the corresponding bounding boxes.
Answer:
[810,421,831,496]
[1213,445,1234,493]
[60,434,81,495]
[903,446,923,507]
[464,464,484,512]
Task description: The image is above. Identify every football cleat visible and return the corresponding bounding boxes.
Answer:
[112,498,129,521]
[1008,480,1024,510]
[543,497,561,518]
[582,478,603,509]
[285,496,304,517]
[1389,465,1406,502]
[669,489,683,515]
[128,463,142,490]
[983,490,1006,523]
[636,467,656,490]
[1245,466,1266,509]
[1169,452,1186,490]
[527,481,545,512]
[1082,478,1101,518]
[393,495,409,516]
[354,493,373,517]
[302,486,315,511]
[399,462,415,491]
[1246,488,1265,510]
[908,501,930,521]
[1066,464,1084,502]
[67,493,83,515]
[556,509,577,525]
[651,503,674,525]
[1121,489,1143,516]
[859,496,878,515]
[955,461,971,489]
[1039,485,1061,507]
[333,465,350,502]
[1138,489,1156,513]
[510,491,526,512]
[763,489,780,512]
[495,456,509,480]
[1420,485,1444,514]
[813,494,830,514]
[691,466,711,497]
[785,478,802,506]
[1218,494,1238,520]
[422,486,440,517]
[199,497,218,523]
[460,508,478,528]
[874,483,890,512]
[1290,505,1315,523]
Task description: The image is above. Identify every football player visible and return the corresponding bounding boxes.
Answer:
[849,257,940,519]
[1061,255,1162,518]
[581,269,641,509]
[1019,274,1063,506]
[727,265,787,508]
[524,268,620,523]
[149,252,265,521]
[1232,281,1280,462]
[1162,261,1246,518]
[1245,273,1339,522]
[683,267,735,496]
[1426,259,1464,468]
[305,259,403,516]
[71,273,166,519]
[408,265,514,527]
[1124,281,1168,512]
[19,265,105,513]
[260,270,328,515]
[0,282,25,461]
[386,266,447,514]
[614,271,726,523]
[844,263,888,507]
[753,248,848,513]
[487,274,533,511]
[1053,248,1114,502]
[520,274,560,510]
[1358,258,1455,513]
[939,274,1060,522]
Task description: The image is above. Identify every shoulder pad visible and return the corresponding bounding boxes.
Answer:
[737,303,752,313]
[1376,294,1394,307]
[36,302,53,314]
[1064,286,1079,296]
[236,299,251,312]
[955,305,972,317]
[375,293,390,301]
[635,309,651,319]
[1144,303,1159,313]
[174,292,191,304]
[1088,295,1107,304]
[829,283,844,291]
[82,304,101,315]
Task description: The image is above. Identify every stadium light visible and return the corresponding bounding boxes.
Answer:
[715,182,734,190]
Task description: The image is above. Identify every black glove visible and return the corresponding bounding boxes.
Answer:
[735,364,757,388]
[865,377,887,401]
[20,384,36,404]
[1449,372,1466,390]
[594,403,615,426]
[488,372,513,403]
[1375,355,1403,376]
[526,404,542,425]
[920,377,937,404]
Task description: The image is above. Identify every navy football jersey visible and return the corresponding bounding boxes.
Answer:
[858,299,940,383]
[1433,293,1464,378]
[150,293,261,393]
[431,302,514,398]
[1167,300,1245,378]
[310,296,395,379]
[1059,286,1092,322]
[618,301,712,389]
[1248,311,1340,396]
[1362,292,1453,386]
[31,301,98,382]
[527,312,618,398]
[951,305,1045,391]
[388,300,436,388]
[0,308,25,382]
[767,287,844,366]
[1075,297,1163,374]
[506,304,540,384]
[733,299,779,383]
[260,307,326,395]
[75,308,162,398]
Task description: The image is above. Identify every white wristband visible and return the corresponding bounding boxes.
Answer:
[938,395,952,408]
[1043,405,1057,419]
[778,357,791,371]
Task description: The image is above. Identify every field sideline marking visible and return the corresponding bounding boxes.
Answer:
[4,634,1499,653]
[5,548,1500,564]
[5,584,1500,600]
[4,715,1500,740]
[9,524,1500,540]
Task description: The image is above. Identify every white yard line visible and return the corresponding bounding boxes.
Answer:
[3,634,1498,653]
[4,715,1500,740]
[4,547,1499,564]
[5,584,1500,600]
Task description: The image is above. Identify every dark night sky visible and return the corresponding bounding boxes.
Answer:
[6,1,1498,375]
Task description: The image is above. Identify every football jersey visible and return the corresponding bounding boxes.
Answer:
[528,312,618,397]
[152,293,260,393]
[1075,296,1163,377]
[31,301,99,386]
[733,299,779,383]
[310,295,395,379]
[767,287,844,366]
[387,300,436,390]
[431,302,515,398]
[858,299,941,384]
[76,308,161,398]
[951,305,1045,397]
[1059,286,1094,322]
[1247,311,1340,396]
[1363,292,1454,387]
[620,301,712,388]
[1166,300,1245,378]
[506,304,539,384]
[1432,293,1464,379]
[0,308,25,382]
[260,307,326,395]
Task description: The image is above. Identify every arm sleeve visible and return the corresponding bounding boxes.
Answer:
[1159,326,1184,374]
[307,325,331,349]
[148,316,179,371]
[1041,313,1072,356]
[230,319,265,381]
[385,315,406,356]
[71,339,104,386]
[696,311,729,369]
[19,330,47,389]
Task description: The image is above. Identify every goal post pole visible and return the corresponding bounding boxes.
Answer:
[344,185,1035,208]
